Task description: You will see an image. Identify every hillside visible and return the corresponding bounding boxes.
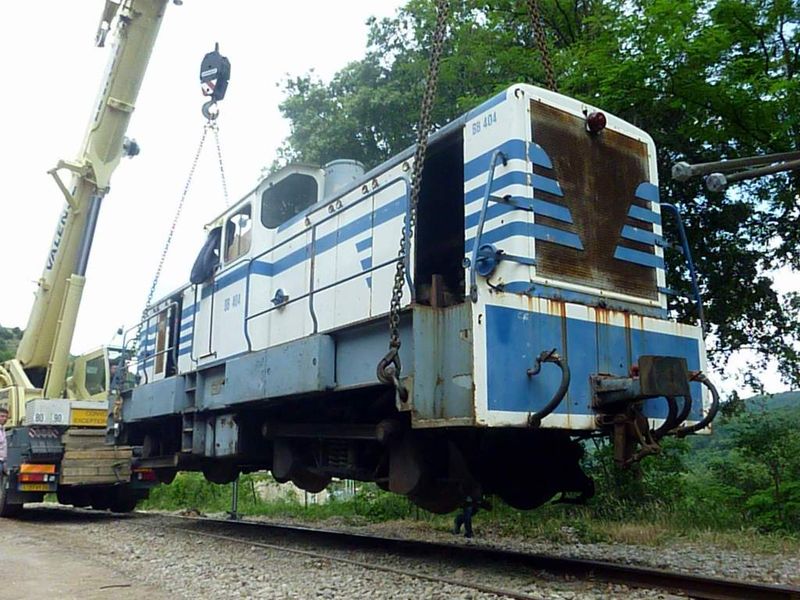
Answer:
[688,390,800,453]
[747,390,800,410]
[0,324,23,361]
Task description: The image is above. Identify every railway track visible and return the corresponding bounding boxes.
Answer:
[159,513,800,600]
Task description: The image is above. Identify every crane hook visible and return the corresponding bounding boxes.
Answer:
[202,100,219,121]
[200,43,230,121]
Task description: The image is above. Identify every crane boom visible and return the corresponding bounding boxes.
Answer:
[16,0,168,398]
[1,0,173,518]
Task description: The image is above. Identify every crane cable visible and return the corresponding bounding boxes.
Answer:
[377,0,450,398]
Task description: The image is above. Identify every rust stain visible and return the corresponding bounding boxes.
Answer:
[544,297,566,317]
[531,101,658,301]
[594,305,611,326]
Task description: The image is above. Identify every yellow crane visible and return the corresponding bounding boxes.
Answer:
[0,0,173,516]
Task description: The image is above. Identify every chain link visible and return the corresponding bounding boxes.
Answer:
[378,0,450,394]
[211,122,230,207]
[132,122,211,354]
[526,0,558,92]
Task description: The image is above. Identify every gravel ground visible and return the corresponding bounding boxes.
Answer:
[16,508,679,599]
[13,505,799,599]
[236,513,800,588]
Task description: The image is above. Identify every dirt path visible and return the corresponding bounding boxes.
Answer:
[0,511,172,600]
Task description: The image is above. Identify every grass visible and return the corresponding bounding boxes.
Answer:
[138,472,800,555]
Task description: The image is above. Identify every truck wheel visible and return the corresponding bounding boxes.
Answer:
[156,468,177,484]
[109,487,138,513]
[90,491,112,511]
[0,472,23,518]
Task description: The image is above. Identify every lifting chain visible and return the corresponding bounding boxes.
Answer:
[525,0,558,92]
[210,118,231,207]
[131,116,229,360]
[377,0,450,400]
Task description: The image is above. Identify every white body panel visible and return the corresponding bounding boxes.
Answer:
[138,84,708,433]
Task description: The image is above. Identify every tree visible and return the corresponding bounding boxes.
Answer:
[0,325,22,362]
[277,0,800,388]
[729,403,800,528]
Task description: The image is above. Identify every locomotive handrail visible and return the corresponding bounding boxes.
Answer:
[242,174,412,352]
[660,203,706,334]
[469,150,508,302]
[118,300,180,387]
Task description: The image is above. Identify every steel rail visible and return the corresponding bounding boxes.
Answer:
[161,514,800,600]
[165,526,543,600]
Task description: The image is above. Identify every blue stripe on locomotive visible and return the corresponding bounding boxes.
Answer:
[485,305,702,420]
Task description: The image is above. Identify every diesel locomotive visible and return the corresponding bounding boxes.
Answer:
[113,84,718,513]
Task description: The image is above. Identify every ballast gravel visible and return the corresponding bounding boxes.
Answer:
[17,507,798,599]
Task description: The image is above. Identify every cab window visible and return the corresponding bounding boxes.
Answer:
[85,355,107,395]
[225,204,252,262]
[261,174,318,229]
[154,309,168,375]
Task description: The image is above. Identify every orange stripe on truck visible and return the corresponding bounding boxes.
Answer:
[20,463,57,474]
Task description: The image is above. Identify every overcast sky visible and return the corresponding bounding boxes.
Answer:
[0,0,402,348]
[0,2,793,397]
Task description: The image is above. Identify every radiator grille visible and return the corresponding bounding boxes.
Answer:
[531,101,658,300]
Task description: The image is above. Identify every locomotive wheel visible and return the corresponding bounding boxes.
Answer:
[202,463,239,485]
[0,472,23,518]
[290,468,330,494]
[408,482,463,514]
[497,485,556,510]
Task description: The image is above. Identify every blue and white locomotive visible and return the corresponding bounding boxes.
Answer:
[116,84,717,512]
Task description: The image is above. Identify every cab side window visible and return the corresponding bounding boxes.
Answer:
[84,355,107,395]
[225,204,252,262]
[261,174,318,229]
[154,309,169,376]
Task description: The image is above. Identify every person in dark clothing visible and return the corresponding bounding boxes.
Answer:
[453,495,491,538]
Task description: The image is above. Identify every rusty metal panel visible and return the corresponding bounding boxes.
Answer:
[412,303,474,426]
[531,102,658,300]
[639,355,690,397]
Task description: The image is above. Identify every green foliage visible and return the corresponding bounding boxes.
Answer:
[277,0,800,388]
[681,400,800,531]
[349,483,413,520]
[141,473,413,523]
[564,0,800,387]
[572,398,800,533]
[141,472,232,512]
[582,437,691,519]
[0,325,22,362]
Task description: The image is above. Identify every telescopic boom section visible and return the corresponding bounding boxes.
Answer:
[15,0,169,398]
